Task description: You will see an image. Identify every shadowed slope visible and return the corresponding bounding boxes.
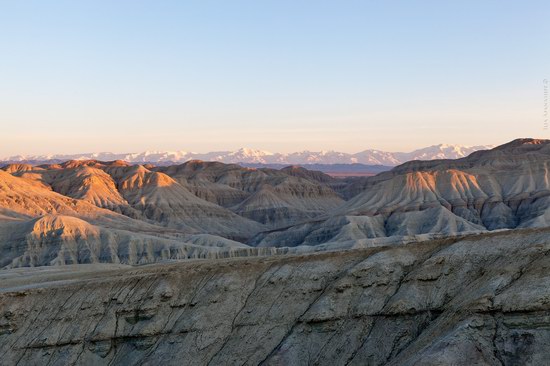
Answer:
[103,164,264,240]
[157,161,345,228]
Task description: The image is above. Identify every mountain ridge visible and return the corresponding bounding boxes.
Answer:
[1,143,493,166]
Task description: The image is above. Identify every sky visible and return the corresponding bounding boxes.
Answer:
[1,0,549,156]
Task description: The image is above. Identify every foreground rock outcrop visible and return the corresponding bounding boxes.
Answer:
[2,227,550,365]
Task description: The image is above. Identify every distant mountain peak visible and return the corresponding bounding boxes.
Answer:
[1,143,499,166]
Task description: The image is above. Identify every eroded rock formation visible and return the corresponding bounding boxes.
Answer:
[1,228,549,365]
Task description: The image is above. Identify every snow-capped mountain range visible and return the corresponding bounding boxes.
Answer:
[2,144,493,166]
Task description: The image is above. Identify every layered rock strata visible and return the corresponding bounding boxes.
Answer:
[2,228,550,365]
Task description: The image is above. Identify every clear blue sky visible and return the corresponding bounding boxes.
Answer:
[1,0,549,155]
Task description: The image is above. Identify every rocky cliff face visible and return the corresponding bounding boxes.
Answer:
[2,227,550,365]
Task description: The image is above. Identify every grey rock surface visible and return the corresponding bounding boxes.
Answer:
[2,227,550,365]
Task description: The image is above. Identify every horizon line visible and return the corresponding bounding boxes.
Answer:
[1,142,502,160]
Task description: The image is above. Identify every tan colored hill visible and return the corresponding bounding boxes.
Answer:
[1,163,43,174]
[0,215,256,269]
[2,162,268,240]
[0,169,111,220]
[156,160,345,228]
[5,138,550,263]
[102,164,264,240]
[47,166,131,212]
[343,138,550,230]
[0,168,267,268]
[252,138,550,247]
[0,158,349,267]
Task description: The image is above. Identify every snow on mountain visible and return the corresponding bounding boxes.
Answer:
[1,144,493,166]
[394,144,491,161]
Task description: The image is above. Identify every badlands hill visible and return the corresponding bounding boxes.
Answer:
[252,138,550,248]
[0,138,549,268]
[2,138,550,365]
[0,159,342,268]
